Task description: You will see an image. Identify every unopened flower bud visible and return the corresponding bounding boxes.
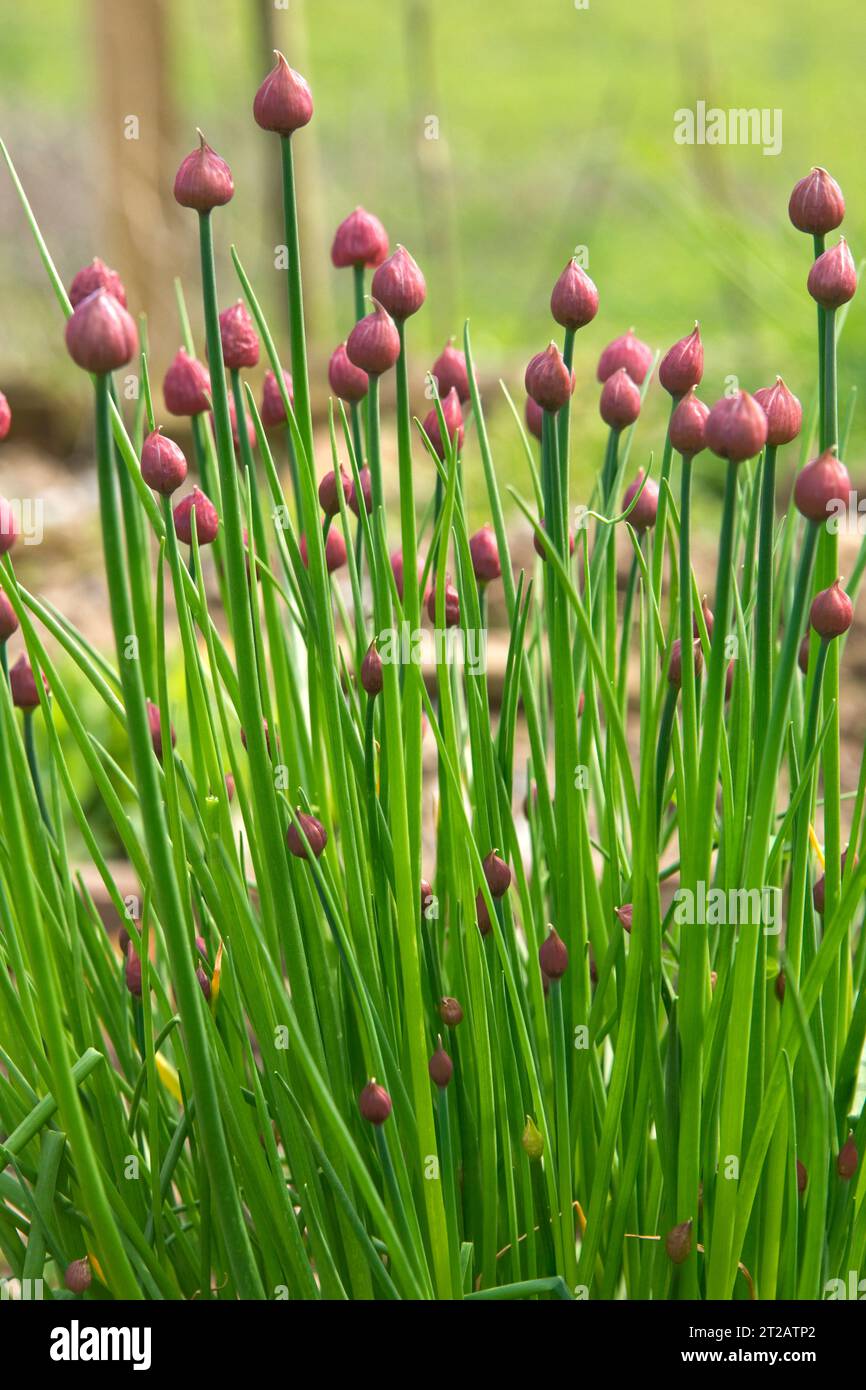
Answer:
[550,257,599,331]
[427,576,460,628]
[174,487,219,546]
[794,448,851,523]
[469,524,501,585]
[0,497,18,555]
[668,637,704,688]
[318,468,352,517]
[482,850,511,898]
[10,653,46,710]
[65,289,138,374]
[525,395,543,441]
[615,904,633,933]
[428,1039,453,1090]
[147,700,176,762]
[789,168,845,236]
[331,206,388,269]
[476,891,493,937]
[0,392,10,441]
[173,132,234,212]
[622,469,659,530]
[521,1115,544,1161]
[658,324,703,396]
[665,1218,692,1265]
[287,809,328,859]
[219,301,259,370]
[328,343,368,403]
[807,238,857,309]
[705,391,768,463]
[0,591,19,642]
[431,340,470,403]
[423,388,464,459]
[164,348,211,416]
[371,245,426,321]
[65,1258,92,1294]
[439,996,464,1027]
[669,387,710,457]
[597,329,653,385]
[796,1158,808,1194]
[260,367,294,427]
[141,428,188,496]
[533,519,575,560]
[753,377,802,447]
[538,927,568,979]
[299,528,347,574]
[358,1079,392,1125]
[361,642,383,697]
[349,467,373,517]
[125,945,142,997]
[346,300,401,376]
[525,342,575,412]
[69,258,126,309]
[253,51,313,136]
[810,578,853,639]
[837,1133,859,1180]
[600,367,641,429]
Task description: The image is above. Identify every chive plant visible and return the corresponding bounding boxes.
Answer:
[0,70,863,1304]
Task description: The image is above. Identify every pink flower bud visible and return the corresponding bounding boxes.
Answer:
[539,928,569,980]
[65,289,138,374]
[346,301,401,376]
[0,497,18,555]
[431,340,470,403]
[469,525,502,585]
[196,966,212,1002]
[810,578,853,639]
[550,258,599,331]
[65,1258,92,1294]
[358,1079,392,1125]
[439,996,463,1027]
[287,809,328,859]
[794,448,851,523]
[328,343,368,403]
[669,388,710,457]
[798,633,811,675]
[146,700,176,762]
[615,904,633,933]
[423,387,464,459]
[525,342,575,412]
[704,391,768,463]
[260,368,294,427]
[69,257,127,309]
[525,395,543,441]
[808,238,857,309]
[173,487,219,546]
[597,329,653,385]
[599,366,641,430]
[371,245,426,321]
[837,1133,859,1180]
[421,880,434,918]
[390,549,429,603]
[0,591,19,642]
[361,642,383,697]
[349,467,373,517]
[668,637,703,689]
[665,1219,693,1265]
[253,51,313,136]
[533,520,575,561]
[163,349,211,416]
[0,392,10,441]
[173,133,234,212]
[318,468,352,517]
[622,469,659,530]
[428,1040,453,1090]
[218,301,259,370]
[694,595,715,639]
[427,576,460,628]
[300,528,347,574]
[10,654,47,710]
[331,206,388,269]
[753,377,802,447]
[788,168,845,236]
[658,324,703,396]
[141,428,187,496]
[226,395,256,453]
[482,850,511,898]
[125,944,142,997]
[476,890,493,937]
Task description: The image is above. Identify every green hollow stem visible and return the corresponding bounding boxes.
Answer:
[280,136,315,469]
[753,443,777,746]
[23,709,51,828]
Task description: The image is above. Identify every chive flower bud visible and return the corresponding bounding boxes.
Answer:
[361,641,383,697]
[431,340,470,403]
[65,1258,92,1295]
[427,576,460,628]
[173,132,234,212]
[599,366,641,429]
[196,966,212,1002]
[796,1158,808,1195]
[439,996,463,1027]
[810,578,853,639]
[371,245,426,321]
[615,904,633,933]
[597,329,653,385]
[525,342,575,412]
[428,1039,453,1090]
[331,206,388,269]
[125,945,142,997]
[521,1116,545,1161]
[346,300,401,375]
[812,849,855,915]
[0,392,10,441]
[164,348,211,416]
[359,1079,392,1125]
[789,168,845,236]
[482,850,511,898]
[141,428,188,496]
[0,591,19,642]
[349,467,373,517]
[622,468,659,531]
[807,238,857,309]
[704,391,768,463]
[318,467,352,518]
[390,548,427,602]
[328,343,368,403]
[538,927,568,979]
[753,377,802,447]
[658,324,703,396]
[146,700,175,762]
[421,880,434,918]
[0,497,18,555]
[287,809,328,860]
[300,528,347,573]
[218,301,259,370]
[260,367,294,427]
[69,257,127,309]
[469,524,502,585]
[525,395,543,441]
[669,387,709,457]
[775,970,786,1002]
[550,257,599,331]
[533,520,575,560]
[794,448,851,523]
[423,387,464,459]
[476,890,492,937]
[174,487,219,546]
[254,51,313,136]
[837,1133,859,1180]
[694,595,715,639]
[668,636,704,688]
[798,633,811,675]
[665,1219,693,1265]
[65,289,138,374]
[10,653,46,710]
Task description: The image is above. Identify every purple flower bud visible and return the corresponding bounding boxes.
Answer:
[798,633,811,675]
[173,132,234,212]
[260,368,294,427]
[173,487,219,546]
[658,324,703,396]
[146,700,176,762]
[69,257,127,309]
[789,168,845,236]
[10,654,46,710]
[346,301,401,376]
[371,245,426,321]
[328,343,368,403]
[65,1258,92,1295]
[615,904,633,933]
[439,996,463,1027]
[533,519,575,561]
[349,467,373,517]
[163,348,211,416]
[390,548,430,604]
[797,1158,808,1194]
[361,642,383,697]
[0,497,18,555]
[300,528,347,573]
[622,469,659,531]
[427,576,460,628]
[254,51,313,136]
[476,890,493,937]
[196,966,212,1002]
[0,392,10,441]
[525,342,575,412]
[0,591,19,642]
[808,238,857,309]
[753,377,802,447]
[668,637,703,689]
[218,301,259,370]
[599,366,641,430]
[431,340,470,403]
[693,595,715,640]
[141,428,188,496]
[331,206,388,269]
[550,258,599,331]
[421,879,434,918]
[125,944,142,997]
[287,809,328,860]
[318,468,352,518]
[482,850,511,899]
[810,578,853,639]
[525,395,543,441]
[837,1133,859,1180]
[65,289,138,374]
[669,388,709,457]
[704,391,768,463]
[423,387,464,459]
[665,1218,692,1265]
[794,448,851,523]
[469,524,502,585]
[539,928,569,980]
[428,1040,453,1090]
[358,1079,392,1125]
[596,329,653,385]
